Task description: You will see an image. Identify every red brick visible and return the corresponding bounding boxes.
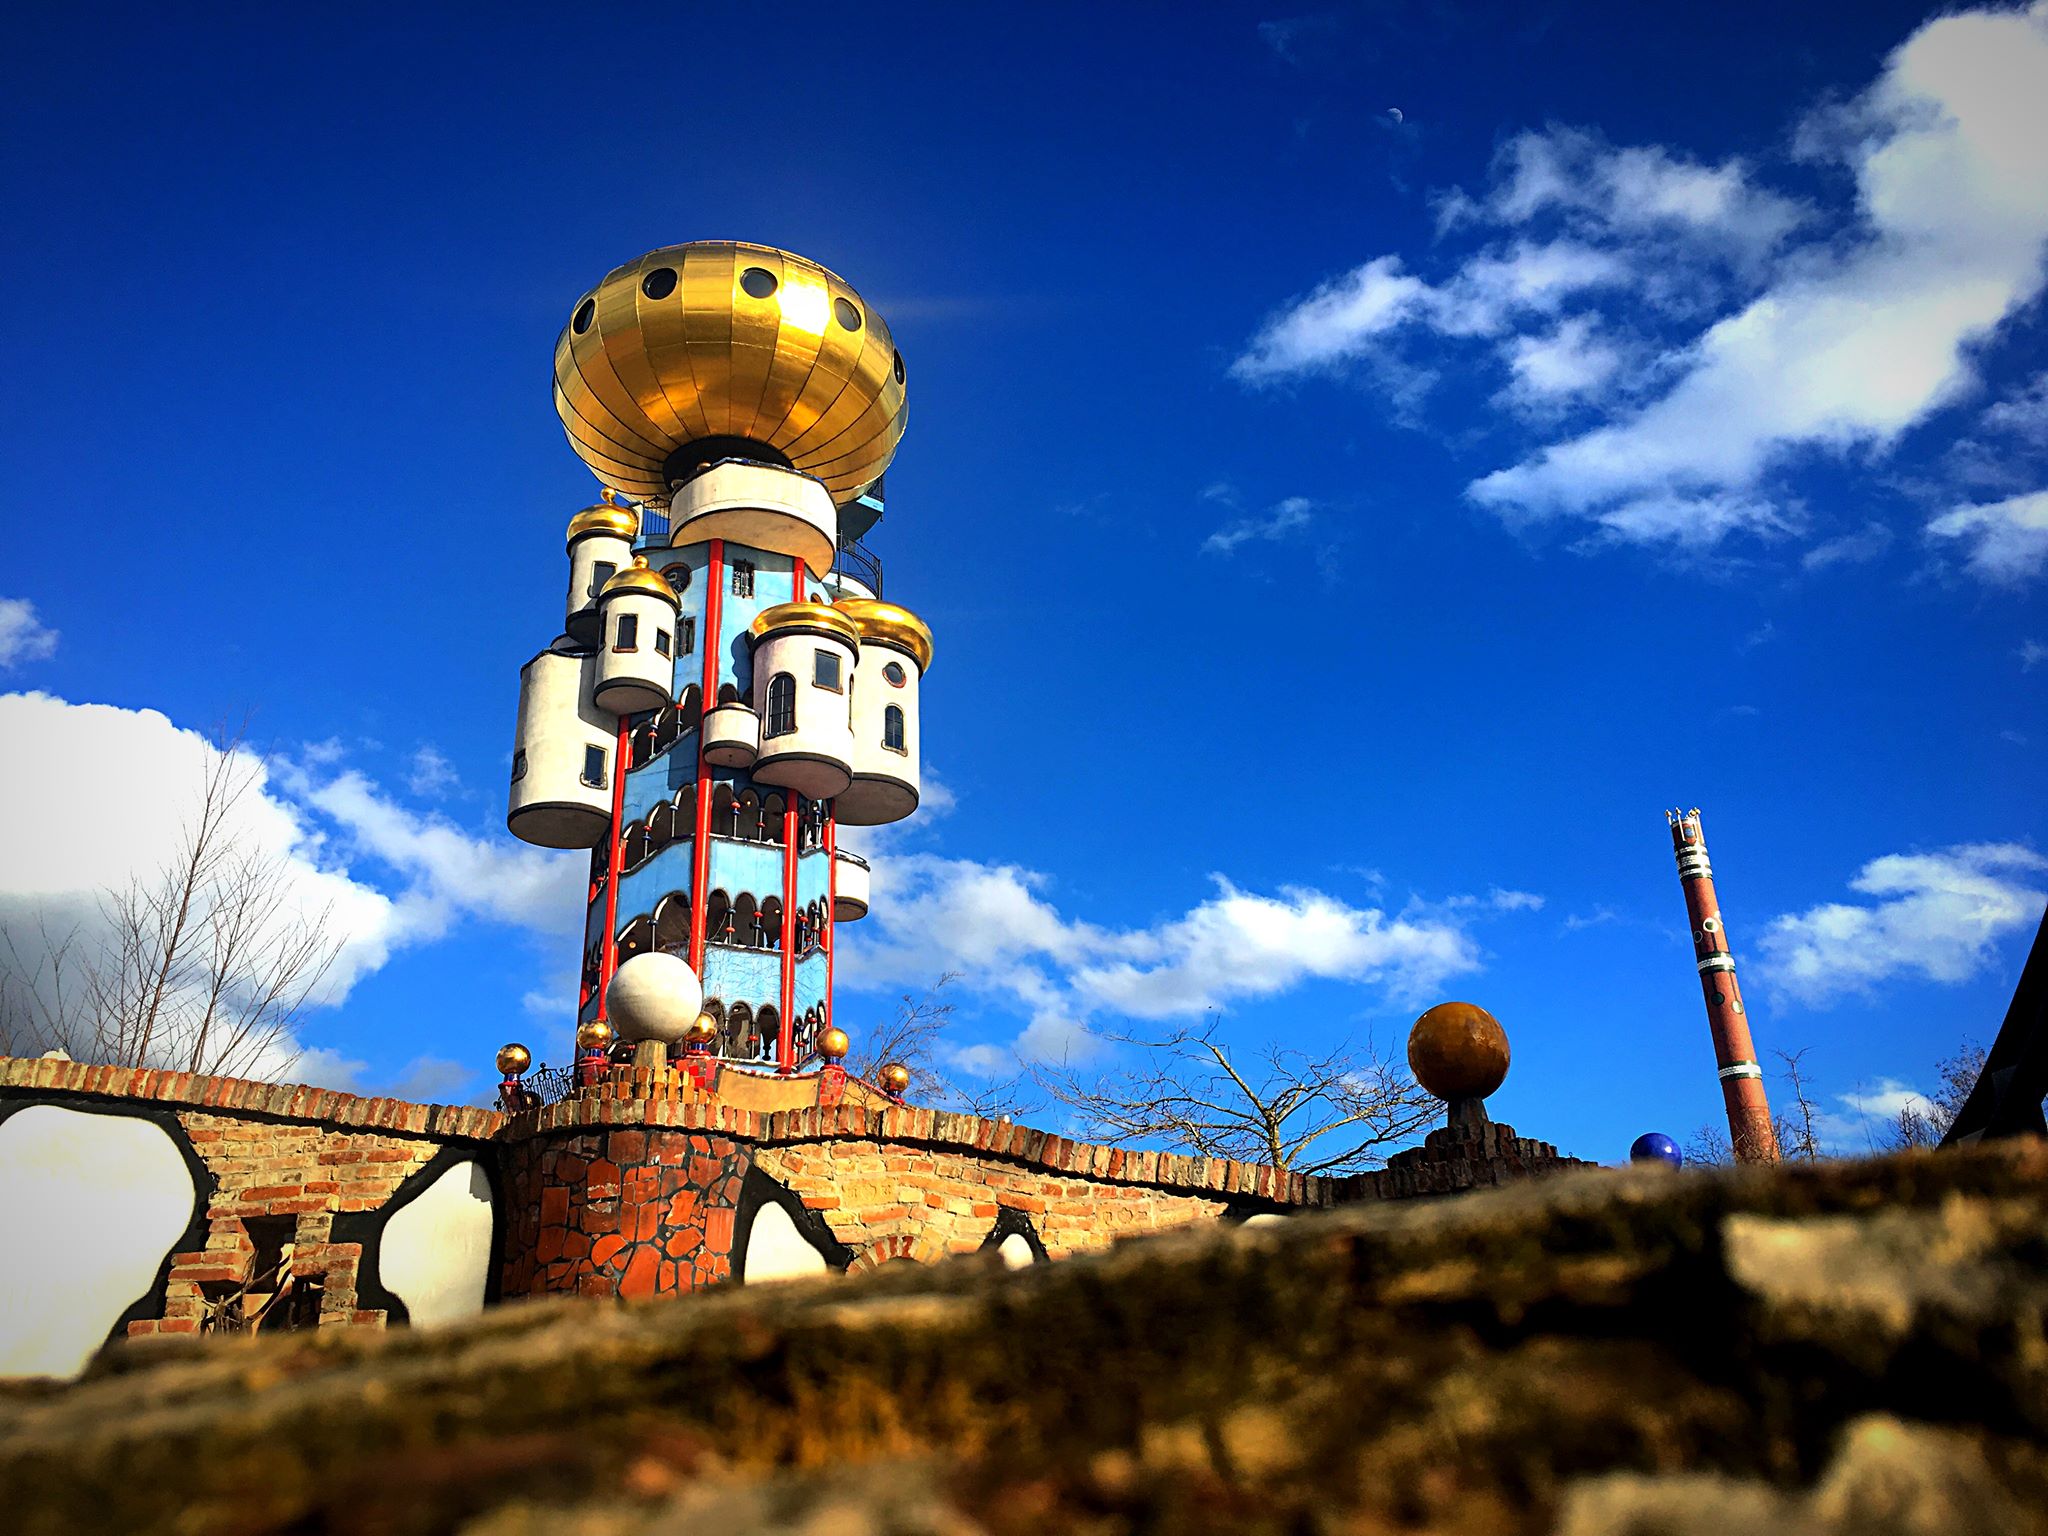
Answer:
[619,1245,658,1299]
[591,1234,625,1269]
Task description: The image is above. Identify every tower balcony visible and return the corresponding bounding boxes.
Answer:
[833,848,870,921]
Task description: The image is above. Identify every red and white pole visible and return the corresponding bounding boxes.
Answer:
[1667,809,1778,1163]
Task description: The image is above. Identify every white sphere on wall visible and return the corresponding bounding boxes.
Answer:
[605,952,704,1044]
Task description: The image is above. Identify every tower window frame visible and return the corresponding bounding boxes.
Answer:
[588,561,617,599]
[765,673,797,738]
[614,613,639,652]
[580,744,608,789]
[654,627,671,658]
[510,748,528,782]
[882,704,906,754]
[730,560,755,598]
[813,648,842,692]
[677,615,695,655]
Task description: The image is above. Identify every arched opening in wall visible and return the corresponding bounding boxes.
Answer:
[725,1001,756,1059]
[760,896,783,951]
[630,719,658,769]
[658,561,692,594]
[700,997,725,1040]
[711,784,737,839]
[652,892,692,954]
[883,704,905,752]
[647,799,676,852]
[762,793,786,845]
[653,702,680,758]
[718,683,741,706]
[794,1006,819,1057]
[580,943,602,1008]
[622,821,651,870]
[793,903,811,953]
[736,790,762,844]
[707,889,733,946]
[756,1005,781,1060]
[765,673,796,738]
[734,893,761,948]
[676,684,702,735]
[615,912,654,962]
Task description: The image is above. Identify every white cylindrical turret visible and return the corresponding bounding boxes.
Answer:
[702,700,761,768]
[564,502,639,645]
[592,558,681,717]
[748,601,859,799]
[833,848,870,921]
[832,599,932,826]
[667,461,840,581]
[508,640,614,848]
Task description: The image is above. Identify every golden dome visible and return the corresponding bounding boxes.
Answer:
[495,1043,532,1077]
[554,241,907,504]
[599,557,679,606]
[816,1027,851,1063]
[834,598,934,672]
[565,501,640,547]
[749,600,861,648]
[1407,1002,1510,1101]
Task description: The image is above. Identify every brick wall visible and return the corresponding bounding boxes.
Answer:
[0,1057,500,1339]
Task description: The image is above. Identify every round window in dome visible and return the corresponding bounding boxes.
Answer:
[641,267,677,300]
[892,350,905,385]
[740,267,778,299]
[660,563,691,591]
[572,298,596,334]
[882,661,907,687]
[834,297,862,331]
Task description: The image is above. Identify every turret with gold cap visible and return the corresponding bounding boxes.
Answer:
[564,492,639,645]
[592,556,680,716]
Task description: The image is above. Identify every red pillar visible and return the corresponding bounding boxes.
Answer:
[1668,809,1779,1163]
[595,714,631,1021]
[824,812,836,1037]
[689,539,725,979]
[779,796,798,1070]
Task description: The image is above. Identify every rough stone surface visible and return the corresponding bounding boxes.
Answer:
[2,1144,2043,1535]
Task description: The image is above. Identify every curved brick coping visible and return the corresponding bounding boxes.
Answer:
[499,1096,1323,1208]
[0,1056,504,1143]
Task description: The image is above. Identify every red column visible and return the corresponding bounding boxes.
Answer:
[779,797,798,1070]
[824,813,836,1036]
[689,539,725,979]
[1668,809,1779,1163]
[595,714,631,1021]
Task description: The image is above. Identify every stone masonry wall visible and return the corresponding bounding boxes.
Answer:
[0,1057,500,1339]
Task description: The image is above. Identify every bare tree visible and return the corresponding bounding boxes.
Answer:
[1775,1047,1823,1161]
[0,727,342,1078]
[1036,1022,1436,1175]
[845,974,1041,1120]
[1889,1041,1988,1149]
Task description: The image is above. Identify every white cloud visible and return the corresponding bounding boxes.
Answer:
[1758,841,2048,1006]
[1835,1078,1937,1123]
[1468,7,2048,546]
[1501,315,1623,405]
[840,854,1517,1064]
[1926,488,2048,585]
[1202,496,1315,554]
[2019,639,2048,671]
[0,600,58,668]
[0,692,583,1078]
[407,745,460,798]
[1802,522,1895,571]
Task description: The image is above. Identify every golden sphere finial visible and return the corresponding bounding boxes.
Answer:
[576,1019,616,1053]
[816,1027,851,1064]
[684,1010,719,1047]
[495,1042,532,1078]
[878,1062,912,1097]
[1407,1002,1510,1101]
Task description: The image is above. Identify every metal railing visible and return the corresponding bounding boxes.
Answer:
[831,536,883,597]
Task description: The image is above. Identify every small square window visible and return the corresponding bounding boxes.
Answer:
[510,749,528,782]
[654,628,671,658]
[615,613,638,651]
[678,616,696,655]
[731,560,755,598]
[813,649,842,691]
[580,744,608,789]
[589,561,617,599]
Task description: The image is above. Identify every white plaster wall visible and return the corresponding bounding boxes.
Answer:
[839,638,921,825]
[566,531,634,642]
[668,461,837,579]
[377,1160,494,1329]
[742,1201,830,1283]
[594,589,679,716]
[508,646,614,848]
[751,628,856,799]
[0,1106,196,1379]
[997,1232,1037,1269]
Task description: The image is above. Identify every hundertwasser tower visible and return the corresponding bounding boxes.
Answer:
[506,242,932,1072]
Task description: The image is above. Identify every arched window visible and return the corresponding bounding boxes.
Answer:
[616,912,654,959]
[882,705,906,752]
[706,889,733,946]
[725,1001,755,1057]
[735,894,760,948]
[757,1005,781,1063]
[622,821,651,870]
[761,897,783,951]
[677,685,702,734]
[763,793,786,845]
[765,673,796,738]
[736,790,761,843]
[647,800,675,851]
[652,892,691,953]
[711,784,737,839]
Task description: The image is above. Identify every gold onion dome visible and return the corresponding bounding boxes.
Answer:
[599,556,679,606]
[750,599,861,647]
[565,501,640,547]
[554,241,907,503]
[834,597,934,671]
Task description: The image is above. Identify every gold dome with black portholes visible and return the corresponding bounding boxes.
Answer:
[554,242,907,503]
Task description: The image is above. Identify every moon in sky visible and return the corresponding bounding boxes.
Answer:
[1388,107,1404,123]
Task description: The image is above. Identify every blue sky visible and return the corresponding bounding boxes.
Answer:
[2,2,2042,1157]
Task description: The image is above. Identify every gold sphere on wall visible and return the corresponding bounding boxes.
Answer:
[816,1027,851,1063]
[576,1019,616,1053]
[1407,1002,1510,1101]
[878,1062,912,1096]
[495,1043,532,1078]
[684,1011,720,1047]
[553,241,907,504]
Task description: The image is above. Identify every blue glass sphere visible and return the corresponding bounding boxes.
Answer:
[1630,1132,1683,1167]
